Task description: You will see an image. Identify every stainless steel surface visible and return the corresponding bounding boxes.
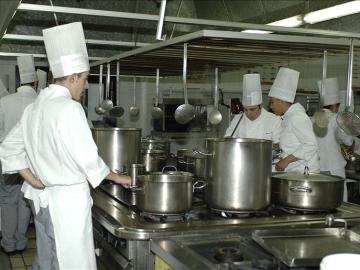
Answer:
[95,64,106,115]
[252,228,360,267]
[174,43,195,125]
[129,77,140,116]
[205,138,272,211]
[272,172,344,210]
[123,163,145,187]
[183,152,207,179]
[141,137,170,155]
[89,30,359,77]
[151,68,163,119]
[141,149,167,173]
[92,128,141,171]
[92,186,360,240]
[136,171,194,214]
[101,63,114,111]
[176,149,193,171]
[208,67,222,125]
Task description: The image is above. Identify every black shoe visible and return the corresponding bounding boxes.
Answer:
[0,246,18,256]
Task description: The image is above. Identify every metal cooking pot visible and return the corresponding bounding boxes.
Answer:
[141,149,167,173]
[136,170,195,214]
[141,137,170,156]
[182,152,208,179]
[272,172,344,210]
[204,138,272,212]
[176,149,193,171]
[123,163,145,187]
[91,128,141,171]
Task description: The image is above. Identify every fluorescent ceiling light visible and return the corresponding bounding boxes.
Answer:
[304,1,360,24]
[242,29,272,34]
[268,15,303,28]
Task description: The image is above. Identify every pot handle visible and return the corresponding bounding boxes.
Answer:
[192,149,213,156]
[193,180,207,192]
[162,165,177,173]
[178,159,195,165]
[289,186,313,193]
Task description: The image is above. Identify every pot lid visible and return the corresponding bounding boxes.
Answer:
[272,172,344,182]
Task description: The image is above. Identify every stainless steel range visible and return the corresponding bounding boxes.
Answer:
[92,183,360,270]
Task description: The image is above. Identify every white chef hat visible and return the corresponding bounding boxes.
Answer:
[339,90,354,112]
[268,67,300,103]
[242,74,262,106]
[317,77,340,106]
[36,69,48,91]
[17,55,38,84]
[0,78,9,98]
[43,22,89,79]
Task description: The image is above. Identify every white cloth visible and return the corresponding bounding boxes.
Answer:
[320,254,360,270]
[242,74,262,106]
[0,78,8,97]
[0,84,110,270]
[268,67,299,103]
[0,85,37,142]
[280,103,320,172]
[17,55,37,84]
[224,108,281,142]
[43,22,89,78]
[313,109,353,175]
[36,69,47,92]
[318,78,340,106]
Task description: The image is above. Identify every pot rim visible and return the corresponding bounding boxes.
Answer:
[91,127,141,131]
[141,149,166,154]
[141,138,169,143]
[139,172,194,182]
[272,172,344,183]
[206,138,272,143]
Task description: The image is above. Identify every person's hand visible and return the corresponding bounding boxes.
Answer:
[113,174,131,189]
[30,178,45,189]
[275,158,288,171]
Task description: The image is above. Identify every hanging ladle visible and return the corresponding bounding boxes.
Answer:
[209,67,222,125]
[101,63,114,111]
[95,64,106,115]
[108,61,124,118]
[174,43,195,124]
[130,76,140,116]
[152,68,163,119]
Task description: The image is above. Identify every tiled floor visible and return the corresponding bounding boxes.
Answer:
[0,225,36,270]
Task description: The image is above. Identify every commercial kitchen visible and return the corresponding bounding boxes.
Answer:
[2,1,360,270]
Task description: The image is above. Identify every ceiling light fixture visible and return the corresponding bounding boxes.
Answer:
[304,1,360,24]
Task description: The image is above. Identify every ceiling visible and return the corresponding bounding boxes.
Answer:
[1,0,360,75]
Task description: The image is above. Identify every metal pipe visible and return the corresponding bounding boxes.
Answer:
[116,61,120,106]
[183,43,188,103]
[156,0,167,41]
[320,50,327,107]
[214,67,219,109]
[155,68,160,106]
[346,39,354,107]
[106,63,111,99]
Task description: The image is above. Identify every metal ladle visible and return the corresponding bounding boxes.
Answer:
[209,67,222,125]
[95,64,106,115]
[101,63,113,111]
[152,68,163,119]
[174,43,195,124]
[130,76,140,116]
[107,61,124,118]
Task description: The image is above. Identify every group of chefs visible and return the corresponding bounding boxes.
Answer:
[0,20,358,270]
[225,67,356,196]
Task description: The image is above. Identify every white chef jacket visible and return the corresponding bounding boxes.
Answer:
[0,84,110,270]
[280,103,320,173]
[0,85,37,142]
[224,108,281,142]
[313,109,353,177]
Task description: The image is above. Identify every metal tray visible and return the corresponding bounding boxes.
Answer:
[252,228,360,267]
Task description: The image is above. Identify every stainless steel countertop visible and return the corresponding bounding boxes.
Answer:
[92,186,360,240]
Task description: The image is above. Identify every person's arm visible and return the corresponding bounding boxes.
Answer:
[106,171,131,188]
[19,168,45,189]
[275,154,299,171]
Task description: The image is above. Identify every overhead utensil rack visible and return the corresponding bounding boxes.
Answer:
[90,29,359,77]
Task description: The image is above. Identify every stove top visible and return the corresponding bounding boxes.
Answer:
[92,184,360,240]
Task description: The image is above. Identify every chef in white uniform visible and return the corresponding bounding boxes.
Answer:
[0,22,131,270]
[269,67,320,173]
[313,78,353,177]
[0,55,38,255]
[225,73,281,146]
[36,69,48,92]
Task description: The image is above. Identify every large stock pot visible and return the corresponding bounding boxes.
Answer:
[141,149,167,173]
[91,128,141,171]
[205,138,272,211]
[141,137,170,156]
[136,169,195,214]
[272,172,344,210]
